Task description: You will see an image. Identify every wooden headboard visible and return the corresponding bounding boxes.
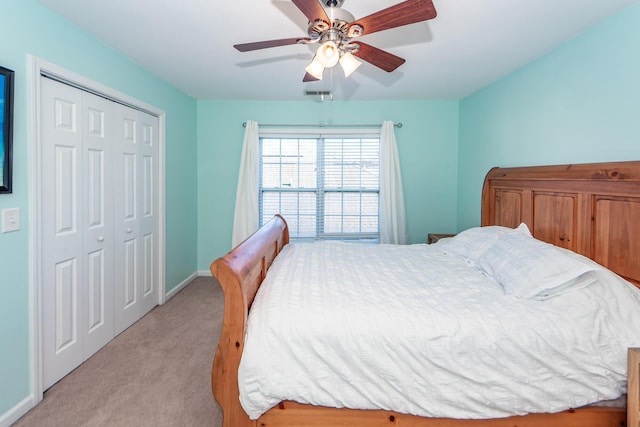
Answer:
[481,161,640,288]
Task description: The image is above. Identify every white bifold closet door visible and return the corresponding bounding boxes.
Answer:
[112,95,159,334]
[41,77,159,389]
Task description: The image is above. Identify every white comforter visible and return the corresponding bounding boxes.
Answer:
[238,241,640,419]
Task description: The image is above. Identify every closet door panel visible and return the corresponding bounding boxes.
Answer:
[114,107,141,335]
[81,91,115,358]
[113,106,160,334]
[41,78,85,389]
[123,239,138,307]
[54,259,79,352]
[139,113,159,313]
[87,249,105,332]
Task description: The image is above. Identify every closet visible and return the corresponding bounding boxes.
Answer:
[40,77,159,389]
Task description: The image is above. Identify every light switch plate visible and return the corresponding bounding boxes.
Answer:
[2,208,20,233]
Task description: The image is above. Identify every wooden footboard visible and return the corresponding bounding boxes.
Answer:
[631,348,640,427]
[210,214,289,427]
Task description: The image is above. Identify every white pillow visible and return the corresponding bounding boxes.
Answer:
[477,231,599,300]
[436,223,531,263]
[532,271,599,300]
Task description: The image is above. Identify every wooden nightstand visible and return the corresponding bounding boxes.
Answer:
[427,233,456,244]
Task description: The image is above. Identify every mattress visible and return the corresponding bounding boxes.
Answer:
[238,240,640,419]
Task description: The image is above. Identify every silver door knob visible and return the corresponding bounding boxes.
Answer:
[125,228,132,233]
[97,236,105,242]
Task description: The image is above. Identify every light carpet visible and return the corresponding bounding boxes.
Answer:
[14,276,223,427]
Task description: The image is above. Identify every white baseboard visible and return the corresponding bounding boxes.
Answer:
[164,272,198,301]
[197,270,213,277]
[0,395,35,427]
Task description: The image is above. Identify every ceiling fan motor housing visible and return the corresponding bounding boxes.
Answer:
[308,6,360,41]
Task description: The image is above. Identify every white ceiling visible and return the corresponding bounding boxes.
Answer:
[37,0,638,101]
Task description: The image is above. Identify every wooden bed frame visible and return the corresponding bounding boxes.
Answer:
[211,160,640,427]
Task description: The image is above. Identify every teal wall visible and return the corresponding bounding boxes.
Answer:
[3,0,639,421]
[197,100,459,267]
[0,0,198,416]
[457,2,640,230]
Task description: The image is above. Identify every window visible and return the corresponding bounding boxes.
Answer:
[259,130,380,241]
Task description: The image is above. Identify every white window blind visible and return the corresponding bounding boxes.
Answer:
[259,129,380,241]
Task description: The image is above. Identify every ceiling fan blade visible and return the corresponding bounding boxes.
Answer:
[234,37,310,52]
[291,0,331,24]
[352,42,406,72]
[348,0,437,36]
[303,72,320,82]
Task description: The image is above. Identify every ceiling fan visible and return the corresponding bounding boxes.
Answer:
[233,0,437,82]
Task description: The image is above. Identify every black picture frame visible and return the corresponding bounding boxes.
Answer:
[1,65,15,194]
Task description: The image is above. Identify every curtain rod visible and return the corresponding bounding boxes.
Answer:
[242,122,402,128]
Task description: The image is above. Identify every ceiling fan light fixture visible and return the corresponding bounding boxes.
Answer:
[339,52,362,77]
[316,41,340,68]
[305,55,325,80]
[234,0,437,86]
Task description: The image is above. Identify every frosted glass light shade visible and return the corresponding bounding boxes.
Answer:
[316,41,340,67]
[339,52,362,77]
[305,56,325,80]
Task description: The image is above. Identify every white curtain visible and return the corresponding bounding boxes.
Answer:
[231,120,259,247]
[380,121,409,244]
